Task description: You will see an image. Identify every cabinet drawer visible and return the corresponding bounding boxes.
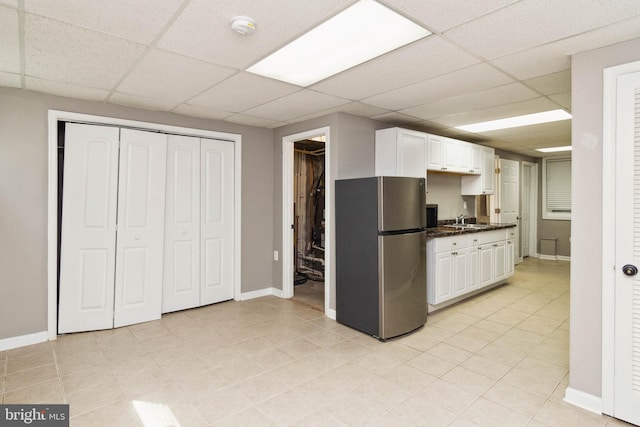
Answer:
[470,230,504,246]
[433,234,468,252]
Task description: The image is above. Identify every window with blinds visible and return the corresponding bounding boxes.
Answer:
[542,157,571,220]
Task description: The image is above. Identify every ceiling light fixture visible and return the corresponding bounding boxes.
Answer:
[536,146,572,153]
[246,0,431,87]
[455,109,572,133]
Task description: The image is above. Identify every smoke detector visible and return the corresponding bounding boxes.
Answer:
[231,16,256,35]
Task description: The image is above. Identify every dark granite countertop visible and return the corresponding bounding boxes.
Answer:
[426,223,517,239]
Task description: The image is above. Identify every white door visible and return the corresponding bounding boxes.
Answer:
[201,139,234,305]
[58,124,119,333]
[500,158,520,261]
[163,135,201,313]
[113,129,167,328]
[521,164,531,257]
[613,69,640,425]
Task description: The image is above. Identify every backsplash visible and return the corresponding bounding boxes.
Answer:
[426,173,476,220]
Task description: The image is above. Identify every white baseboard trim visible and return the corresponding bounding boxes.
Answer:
[557,255,571,262]
[539,254,557,261]
[326,308,337,320]
[239,288,276,301]
[0,331,49,352]
[239,287,287,301]
[564,387,603,414]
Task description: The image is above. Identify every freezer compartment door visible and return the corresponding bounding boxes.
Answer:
[378,231,427,339]
[378,177,426,232]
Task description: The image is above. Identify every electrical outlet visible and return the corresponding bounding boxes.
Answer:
[273,250,279,261]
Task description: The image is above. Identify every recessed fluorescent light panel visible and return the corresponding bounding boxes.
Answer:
[536,146,572,153]
[247,0,431,87]
[456,109,572,133]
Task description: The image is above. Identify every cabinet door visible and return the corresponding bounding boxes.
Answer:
[397,130,427,178]
[493,241,507,282]
[468,247,479,291]
[432,251,453,304]
[427,135,444,170]
[201,139,235,305]
[469,144,482,174]
[482,147,495,194]
[442,138,460,171]
[58,123,120,333]
[163,135,201,313]
[506,239,515,277]
[114,129,167,328]
[452,249,469,297]
[478,245,494,288]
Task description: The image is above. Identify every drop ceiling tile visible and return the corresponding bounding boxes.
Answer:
[334,102,389,118]
[311,36,480,100]
[0,71,21,88]
[493,15,640,80]
[549,92,571,110]
[386,0,519,32]
[401,83,539,120]
[223,113,283,128]
[244,90,349,122]
[0,7,20,73]
[362,63,514,111]
[24,14,145,90]
[429,96,560,127]
[117,49,236,103]
[524,70,571,95]
[24,0,183,44]
[25,77,110,101]
[172,104,232,121]
[108,92,179,112]
[189,72,300,113]
[157,0,352,69]
[371,112,422,125]
[481,121,571,143]
[445,0,640,59]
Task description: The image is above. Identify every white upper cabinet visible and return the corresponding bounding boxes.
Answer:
[461,146,495,195]
[375,127,428,180]
[426,134,444,171]
[427,136,479,174]
[376,127,494,195]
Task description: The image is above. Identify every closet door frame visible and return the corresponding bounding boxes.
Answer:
[47,110,242,339]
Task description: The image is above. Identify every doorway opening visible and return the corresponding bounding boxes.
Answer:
[292,138,325,311]
[282,126,331,317]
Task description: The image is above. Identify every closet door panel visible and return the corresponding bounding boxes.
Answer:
[59,123,119,333]
[114,129,167,327]
[201,139,234,305]
[162,135,200,313]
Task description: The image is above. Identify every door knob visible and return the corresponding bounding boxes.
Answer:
[622,264,638,276]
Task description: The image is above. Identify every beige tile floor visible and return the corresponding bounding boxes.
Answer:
[0,258,635,426]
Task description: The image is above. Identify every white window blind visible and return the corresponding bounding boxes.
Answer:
[543,157,571,220]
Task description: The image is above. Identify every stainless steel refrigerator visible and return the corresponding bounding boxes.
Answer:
[336,176,427,340]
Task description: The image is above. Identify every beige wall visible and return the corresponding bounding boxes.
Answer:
[0,87,274,341]
[272,113,389,310]
[570,37,640,398]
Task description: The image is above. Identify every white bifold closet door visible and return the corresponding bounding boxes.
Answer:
[58,124,119,333]
[162,136,234,312]
[113,128,167,327]
[59,124,167,333]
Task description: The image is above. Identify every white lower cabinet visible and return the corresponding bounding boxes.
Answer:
[427,228,515,307]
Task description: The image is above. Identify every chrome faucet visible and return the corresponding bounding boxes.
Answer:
[457,214,466,225]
